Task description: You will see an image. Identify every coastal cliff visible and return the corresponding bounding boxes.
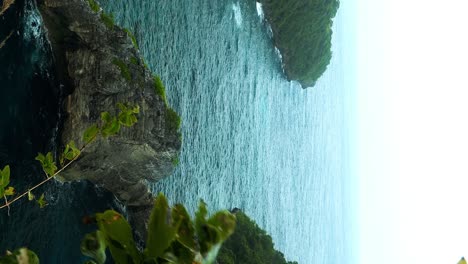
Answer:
[36,0,181,238]
[260,0,340,88]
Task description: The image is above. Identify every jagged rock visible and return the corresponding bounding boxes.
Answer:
[37,0,181,239]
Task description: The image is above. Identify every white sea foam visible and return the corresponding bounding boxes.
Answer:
[256,2,264,20]
[232,2,242,27]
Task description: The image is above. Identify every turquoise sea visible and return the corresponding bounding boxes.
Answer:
[101,1,353,263]
[0,0,354,263]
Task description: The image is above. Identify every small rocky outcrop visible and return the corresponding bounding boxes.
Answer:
[37,0,181,238]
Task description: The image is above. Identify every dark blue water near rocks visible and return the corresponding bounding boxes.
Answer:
[0,1,118,262]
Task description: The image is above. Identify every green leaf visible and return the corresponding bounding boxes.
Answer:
[95,210,141,264]
[172,204,196,251]
[101,112,121,137]
[207,211,236,241]
[35,152,57,177]
[117,102,127,112]
[117,103,139,127]
[101,112,112,123]
[4,186,14,196]
[63,141,81,161]
[1,248,40,264]
[194,201,236,259]
[195,200,208,240]
[166,240,195,264]
[83,124,99,144]
[81,231,107,264]
[198,211,236,264]
[37,193,47,208]
[28,191,35,201]
[144,193,178,259]
[0,165,10,188]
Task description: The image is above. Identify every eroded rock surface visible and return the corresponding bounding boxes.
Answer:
[37,0,181,238]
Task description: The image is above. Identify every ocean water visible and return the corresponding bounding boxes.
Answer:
[100,1,351,263]
[0,0,352,263]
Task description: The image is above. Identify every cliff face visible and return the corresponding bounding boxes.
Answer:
[37,0,181,238]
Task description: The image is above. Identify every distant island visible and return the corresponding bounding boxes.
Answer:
[217,210,298,264]
[259,0,340,88]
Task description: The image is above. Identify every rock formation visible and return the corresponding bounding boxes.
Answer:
[37,0,181,239]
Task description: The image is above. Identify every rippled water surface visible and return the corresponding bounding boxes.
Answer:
[101,1,352,263]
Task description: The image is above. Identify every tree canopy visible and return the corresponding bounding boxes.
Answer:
[260,0,340,88]
[217,211,298,264]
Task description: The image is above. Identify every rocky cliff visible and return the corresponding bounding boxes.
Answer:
[37,0,181,239]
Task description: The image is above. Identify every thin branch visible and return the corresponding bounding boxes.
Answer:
[3,195,9,216]
[0,31,14,50]
[0,135,97,210]
[0,0,15,16]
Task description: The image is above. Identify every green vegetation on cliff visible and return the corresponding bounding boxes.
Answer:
[217,211,298,264]
[260,0,340,88]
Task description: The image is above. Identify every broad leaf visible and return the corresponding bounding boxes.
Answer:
[172,204,196,251]
[101,112,121,137]
[117,103,139,127]
[145,193,178,259]
[194,201,236,259]
[95,210,141,264]
[63,141,81,161]
[0,165,10,188]
[83,124,99,144]
[166,240,195,264]
[35,152,57,177]
[207,211,236,241]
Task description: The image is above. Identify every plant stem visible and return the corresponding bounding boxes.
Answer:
[0,136,97,210]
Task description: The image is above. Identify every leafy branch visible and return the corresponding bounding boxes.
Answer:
[81,193,236,264]
[0,103,140,212]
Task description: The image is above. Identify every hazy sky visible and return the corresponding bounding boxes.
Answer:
[355,0,468,263]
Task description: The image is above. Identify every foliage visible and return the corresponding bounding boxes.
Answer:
[0,103,139,212]
[259,0,340,87]
[0,166,14,198]
[130,57,138,65]
[100,12,115,29]
[112,58,131,81]
[166,108,181,131]
[0,248,39,264]
[81,193,236,264]
[123,28,139,49]
[117,103,140,127]
[217,211,298,264]
[87,0,100,13]
[153,75,167,104]
[35,152,57,177]
[153,75,181,131]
